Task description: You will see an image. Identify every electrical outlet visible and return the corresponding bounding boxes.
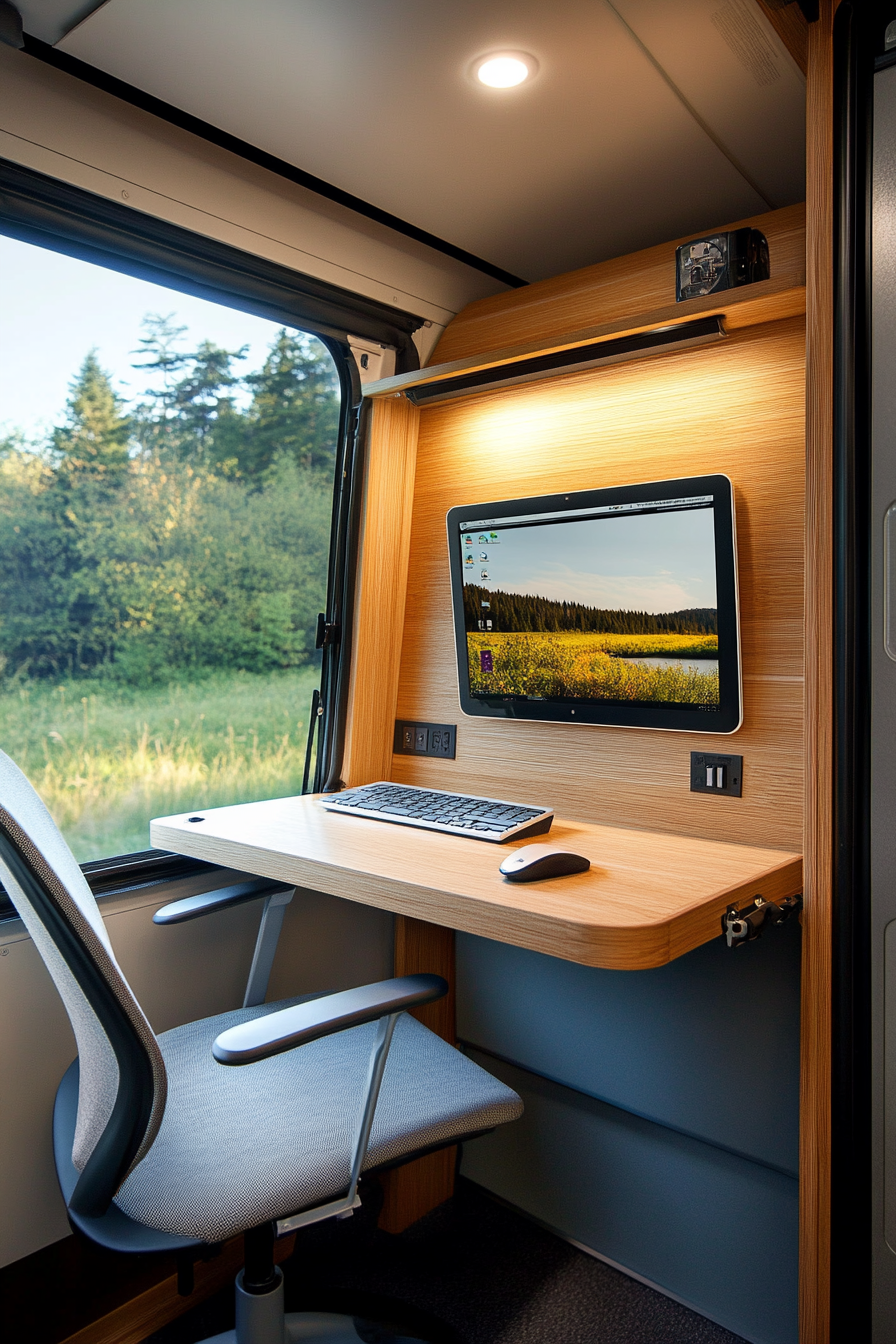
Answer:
[394,721,456,759]
[690,752,742,797]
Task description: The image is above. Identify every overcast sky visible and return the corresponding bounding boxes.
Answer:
[0,233,325,441]
[462,507,718,614]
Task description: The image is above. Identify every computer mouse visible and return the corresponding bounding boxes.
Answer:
[499,843,591,883]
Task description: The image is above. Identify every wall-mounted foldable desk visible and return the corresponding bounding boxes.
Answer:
[151,795,802,971]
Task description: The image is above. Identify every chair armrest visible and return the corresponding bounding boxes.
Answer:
[153,880,292,925]
[212,973,448,1065]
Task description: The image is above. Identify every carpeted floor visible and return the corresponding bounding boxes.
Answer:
[142,1178,749,1344]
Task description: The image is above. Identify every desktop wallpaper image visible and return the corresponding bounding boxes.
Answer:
[462,507,720,705]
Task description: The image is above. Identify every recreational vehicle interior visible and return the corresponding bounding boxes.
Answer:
[0,3,888,1343]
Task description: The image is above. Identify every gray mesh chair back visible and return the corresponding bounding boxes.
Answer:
[0,749,165,1216]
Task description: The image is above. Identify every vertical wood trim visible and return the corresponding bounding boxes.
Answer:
[379,915,457,1233]
[341,395,420,787]
[394,915,456,1044]
[802,4,835,1341]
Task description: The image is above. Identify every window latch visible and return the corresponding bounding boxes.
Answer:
[315,614,341,649]
[721,893,802,948]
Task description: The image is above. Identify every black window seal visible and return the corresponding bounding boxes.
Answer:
[0,157,425,365]
[0,155,395,917]
[0,850,223,924]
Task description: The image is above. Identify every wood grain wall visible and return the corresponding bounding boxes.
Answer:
[391,316,806,852]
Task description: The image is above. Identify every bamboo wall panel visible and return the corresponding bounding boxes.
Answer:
[392,317,805,853]
[430,204,805,365]
[341,394,420,788]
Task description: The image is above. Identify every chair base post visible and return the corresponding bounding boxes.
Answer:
[203,1271,366,1343]
[235,1269,286,1344]
[204,1313,365,1343]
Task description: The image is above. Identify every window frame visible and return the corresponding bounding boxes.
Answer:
[0,156,422,916]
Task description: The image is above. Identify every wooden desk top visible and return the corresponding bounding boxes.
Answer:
[151,795,802,971]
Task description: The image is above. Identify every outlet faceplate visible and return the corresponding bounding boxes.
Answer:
[394,721,456,759]
[690,752,743,797]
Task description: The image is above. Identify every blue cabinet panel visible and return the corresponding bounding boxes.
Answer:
[462,1052,798,1344]
[457,921,800,1175]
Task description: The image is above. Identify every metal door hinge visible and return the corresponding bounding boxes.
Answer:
[722,893,802,948]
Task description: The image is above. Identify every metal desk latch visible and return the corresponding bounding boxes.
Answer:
[721,893,803,948]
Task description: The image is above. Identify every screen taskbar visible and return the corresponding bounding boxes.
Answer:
[458,494,713,531]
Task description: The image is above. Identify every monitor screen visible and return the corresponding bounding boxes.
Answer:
[447,474,741,733]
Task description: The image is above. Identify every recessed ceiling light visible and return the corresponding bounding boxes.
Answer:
[474,52,537,89]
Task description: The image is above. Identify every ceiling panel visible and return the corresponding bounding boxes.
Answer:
[51,0,803,282]
[16,1,109,45]
[614,0,805,209]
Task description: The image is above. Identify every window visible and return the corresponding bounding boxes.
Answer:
[0,232,341,862]
[0,155,422,908]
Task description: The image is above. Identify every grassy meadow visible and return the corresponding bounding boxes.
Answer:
[0,667,319,861]
[467,631,719,704]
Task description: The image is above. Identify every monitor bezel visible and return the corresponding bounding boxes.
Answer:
[446,473,742,734]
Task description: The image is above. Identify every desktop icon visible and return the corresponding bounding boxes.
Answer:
[464,534,473,546]
[479,551,488,560]
[489,532,499,542]
[464,555,474,565]
[480,570,489,580]
[478,534,488,544]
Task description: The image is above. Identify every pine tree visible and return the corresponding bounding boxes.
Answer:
[131,313,190,420]
[169,339,248,465]
[52,352,131,489]
[242,330,339,476]
[131,317,251,467]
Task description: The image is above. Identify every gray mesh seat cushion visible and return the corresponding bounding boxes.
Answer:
[114,997,522,1242]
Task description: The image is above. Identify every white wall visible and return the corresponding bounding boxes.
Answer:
[0,46,506,363]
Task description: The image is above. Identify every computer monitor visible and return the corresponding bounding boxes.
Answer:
[447,474,741,734]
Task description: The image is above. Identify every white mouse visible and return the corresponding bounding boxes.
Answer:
[499,843,591,883]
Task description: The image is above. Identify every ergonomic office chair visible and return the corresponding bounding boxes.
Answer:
[0,748,523,1343]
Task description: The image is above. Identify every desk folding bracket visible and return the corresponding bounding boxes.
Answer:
[721,893,802,948]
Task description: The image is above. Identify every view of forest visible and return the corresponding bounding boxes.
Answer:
[463,585,718,636]
[0,312,337,858]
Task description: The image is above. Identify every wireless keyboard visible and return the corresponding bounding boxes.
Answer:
[320,782,553,843]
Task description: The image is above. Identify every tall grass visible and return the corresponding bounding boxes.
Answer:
[578,632,719,659]
[0,667,320,861]
[467,632,719,704]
